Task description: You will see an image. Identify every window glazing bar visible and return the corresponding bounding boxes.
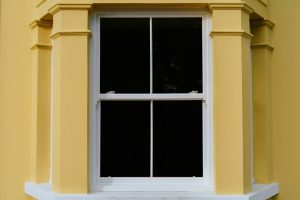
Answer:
[150,17,154,178]
[98,94,205,101]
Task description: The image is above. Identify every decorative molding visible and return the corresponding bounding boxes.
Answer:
[31,43,52,50]
[36,0,47,7]
[251,43,274,51]
[251,19,275,29]
[92,3,208,10]
[29,20,53,29]
[210,30,253,39]
[256,0,268,7]
[49,3,92,15]
[209,3,254,15]
[50,30,91,39]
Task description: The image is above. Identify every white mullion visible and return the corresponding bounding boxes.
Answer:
[150,17,153,94]
[150,17,154,178]
[150,101,153,177]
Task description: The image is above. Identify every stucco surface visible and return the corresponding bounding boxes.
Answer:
[0,0,34,199]
[270,1,300,200]
[1,0,300,199]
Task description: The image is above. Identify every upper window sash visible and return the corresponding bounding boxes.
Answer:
[99,17,203,95]
[97,11,209,97]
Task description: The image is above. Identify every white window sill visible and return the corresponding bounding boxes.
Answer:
[25,182,279,200]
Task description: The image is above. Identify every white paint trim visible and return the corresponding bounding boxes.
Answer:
[90,11,213,192]
[98,94,205,101]
[150,99,154,177]
[202,13,213,189]
[94,11,210,18]
[150,17,154,178]
[25,182,279,200]
[93,177,212,192]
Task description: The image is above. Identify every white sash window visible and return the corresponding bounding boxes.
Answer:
[90,11,212,192]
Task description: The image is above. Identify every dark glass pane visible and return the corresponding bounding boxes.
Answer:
[100,101,150,177]
[153,18,203,93]
[153,101,203,177]
[100,18,150,93]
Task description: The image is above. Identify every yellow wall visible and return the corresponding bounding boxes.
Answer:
[0,0,260,199]
[3,0,300,199]
[270,1,300,200]
[0,0,34,199]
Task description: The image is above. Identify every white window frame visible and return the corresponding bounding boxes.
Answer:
[89,10,213,192]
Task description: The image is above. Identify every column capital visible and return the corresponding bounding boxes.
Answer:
[50,4,91,40]
[251,19,275,51]
[49,3,92,16]
[29,20,53,29]
[29,20,52,50]
[210,3,253,39]
[251,19,275,29]
[209,3,254,15]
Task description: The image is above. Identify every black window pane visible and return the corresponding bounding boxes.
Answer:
[153,101,203,177]
[100,101,150,177]
[100,18,150,93]
[153,18,203,93]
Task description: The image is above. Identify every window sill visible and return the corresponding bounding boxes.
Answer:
[25,182,279,200]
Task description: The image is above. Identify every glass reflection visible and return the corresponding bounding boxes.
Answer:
[153,18,203,93]
[100,18,150,93]
[153,101,203,177]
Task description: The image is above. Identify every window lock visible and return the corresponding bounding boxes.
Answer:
[106,91,116,94]
[189,90,198,94]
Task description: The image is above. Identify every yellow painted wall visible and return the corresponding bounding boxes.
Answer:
[0,0,260,199]
[270,1,300,200]
[0,0,34,199]
[3,0,300,199]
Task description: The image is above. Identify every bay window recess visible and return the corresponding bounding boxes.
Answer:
[24,5,280,200]
[90,12,213,192]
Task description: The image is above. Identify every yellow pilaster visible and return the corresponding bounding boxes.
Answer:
[49,4,91,193]
[209,3,253,194]
[251,19,274,184]
[29,20,52,183]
